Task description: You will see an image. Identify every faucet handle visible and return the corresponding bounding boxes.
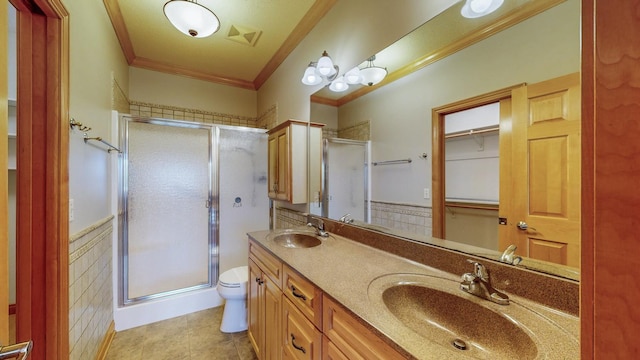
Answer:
[466,259,489,281]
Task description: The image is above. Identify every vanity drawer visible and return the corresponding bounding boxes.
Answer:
[283,297,323,360]
[249,239,283,288]
[323,295,405,360]
[322,336,354,360]
[284,264,323,329]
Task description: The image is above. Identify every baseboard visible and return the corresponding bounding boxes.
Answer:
[9,304,16,315]
[94,321,115,360]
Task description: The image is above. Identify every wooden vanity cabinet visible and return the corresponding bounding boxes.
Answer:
[281,265,323,359]
[267,120,324,204]
[249,240,284,360]
[282,298,323,360]
[248,238,405,360]
[323,295,405,360]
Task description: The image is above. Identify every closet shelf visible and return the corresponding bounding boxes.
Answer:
[444,126,499,139]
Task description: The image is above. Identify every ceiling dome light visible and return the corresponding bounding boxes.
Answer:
[301,63,323,85]
[164,0,220,38]
[461,0,504,18]
[360,56,387,86]
[329,76,349,92]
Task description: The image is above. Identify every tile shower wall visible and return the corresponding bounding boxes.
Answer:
[275,207,307,229]
[338,120,370,141]
[323,127,338,139]
[370,201,433,237]
[129,101,259,128]
[69,217,114,360]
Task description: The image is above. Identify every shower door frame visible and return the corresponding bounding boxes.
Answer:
[321,138,371,222]
[118,116,218,306]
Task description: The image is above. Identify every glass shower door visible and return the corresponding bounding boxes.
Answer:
[120,118,214,305]
[323,139,370,222]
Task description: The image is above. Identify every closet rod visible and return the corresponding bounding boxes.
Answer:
[445,126,499,139]
[373,158,412,166]
[84,136,121,153]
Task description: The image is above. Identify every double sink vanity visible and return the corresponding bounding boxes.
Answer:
[247,216,579,359]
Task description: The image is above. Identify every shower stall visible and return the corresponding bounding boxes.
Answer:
[115,115,268,329]
[321,138,371,222]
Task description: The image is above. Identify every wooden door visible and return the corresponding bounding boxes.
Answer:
[0,1,9,345]
[511,73,581,268]
[248,259,263,359]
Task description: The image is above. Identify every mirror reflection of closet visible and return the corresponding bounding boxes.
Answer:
[444,102,500,250]
[6,2,17,345]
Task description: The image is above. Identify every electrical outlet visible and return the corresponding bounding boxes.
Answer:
[423,188,430,199]
[69,198,74,222]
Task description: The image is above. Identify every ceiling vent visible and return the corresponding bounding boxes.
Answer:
[226,24,262,47]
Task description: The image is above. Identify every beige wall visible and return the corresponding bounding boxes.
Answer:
[338,0,580,207]
[129,67,257,118]
[310,102,338,129]
[257,0,458,124]
[67,0,130,234]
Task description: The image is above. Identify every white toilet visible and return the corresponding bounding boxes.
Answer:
[217,266,249,333]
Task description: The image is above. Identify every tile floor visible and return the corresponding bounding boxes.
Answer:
[105,306,257,360]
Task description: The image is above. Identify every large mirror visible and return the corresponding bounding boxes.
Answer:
[309,0,580,280]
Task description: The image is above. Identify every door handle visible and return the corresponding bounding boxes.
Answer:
[517,221,536,232]
[0,341,33,360]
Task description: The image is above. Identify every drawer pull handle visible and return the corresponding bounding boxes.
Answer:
[291,334,306,354]
[291,285,307,300]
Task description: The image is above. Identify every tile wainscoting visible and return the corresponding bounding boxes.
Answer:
[275,201,433,239]
[69,216,114,360]
[370,200,433,237]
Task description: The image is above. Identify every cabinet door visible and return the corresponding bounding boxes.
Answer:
[275,128,289,200]
[248,259,263,359]
[264,276,282,360]
[268,134,279,199]
[283,298,322,360]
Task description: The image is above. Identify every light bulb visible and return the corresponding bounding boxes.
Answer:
[470,0,492,13]
[329,76,349,92]
[301,64,322,85]
[316,51,336,76]
[344,67,363,84]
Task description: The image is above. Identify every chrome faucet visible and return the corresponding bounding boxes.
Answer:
[500,244,523,265]
[306,215,329,237]
[339,213,354,224]
[460,260,509,305]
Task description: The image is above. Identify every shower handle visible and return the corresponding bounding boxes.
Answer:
[205,199,211,208]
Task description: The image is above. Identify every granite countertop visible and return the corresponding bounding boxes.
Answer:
[248,229,580,360]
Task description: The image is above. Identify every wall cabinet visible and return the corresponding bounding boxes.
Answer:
[267,120,324,204]
[248,240,283,360]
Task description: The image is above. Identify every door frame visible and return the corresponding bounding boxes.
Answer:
[431,85,521,241]
[11,0,69,359]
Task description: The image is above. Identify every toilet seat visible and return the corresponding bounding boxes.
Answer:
[218,266,248,288]
[218,265,249,333]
